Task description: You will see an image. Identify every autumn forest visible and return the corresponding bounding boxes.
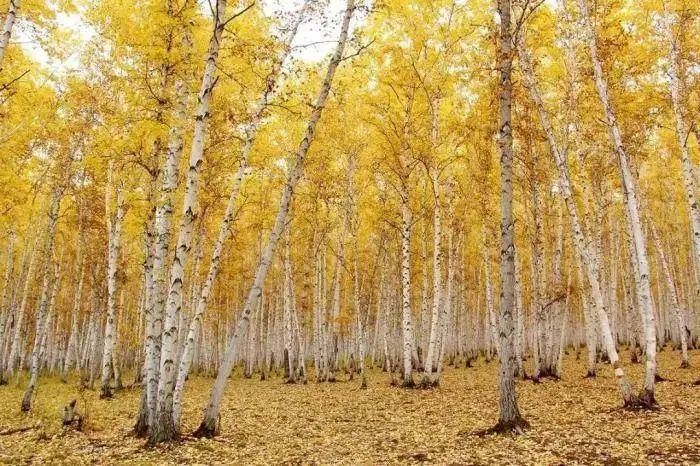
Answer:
[0,0,699,463]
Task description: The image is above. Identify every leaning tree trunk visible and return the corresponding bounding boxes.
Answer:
[171,3,307,426]
[194,0,356,438]
[0,0,19,72]
[0,231,14,383]
[21,189,62,412]
[649,222,689,367]
[663,6,700,310]
[150,0,241,445]
[4,236,37,380]
[518,35,636,404]
[578,0,657,407]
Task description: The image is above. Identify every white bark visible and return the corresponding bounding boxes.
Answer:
[196,0,355,437]
[0,231,14,381]
[578,0,657,404]
[21,189,62,411]
[663,6,700,305]
[171,4,307,425]
[0,0,19,72]
[495,0,526,430]
[518,33,634,402]
[100,175,125,398]
[423,171,442,380]
[4,236,37,380]
[650,222,689,366]
[62,222,84,381]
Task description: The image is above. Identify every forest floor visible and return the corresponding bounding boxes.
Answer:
[0,348,699,465]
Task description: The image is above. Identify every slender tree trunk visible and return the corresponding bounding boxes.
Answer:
[663,5,700,310]
[62,219,84,382]
[0,0,19,72]
[518,35,636,404]
[423,171,442,384]
[4,236,37,380]
[578,0,657,407]
[0,231,14,383]
[171,5,306,425]
[492,0,528,433]
[650,222,689,367]
[21,190,62,412]
[194,1,355,437]
[100,174,125,399]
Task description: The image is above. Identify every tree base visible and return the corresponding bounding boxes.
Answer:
[360,375,367,389]
[400,376,415,389]
[193,417,218,439]
[584,370,597,379]
[133,414,149,438]
[20,395,31,412]
[623,391,659,411]
[418,375,439,389]
[148,418,179,445]
[679,360,690,369]
[692,379,700,386]
[99,387,113,400]
[477,416,530,436]
[537,368,560,381]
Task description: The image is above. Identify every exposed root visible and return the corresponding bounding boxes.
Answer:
[417,376,439,389]
[360,375,367,389]
[192,417,219,439]
[654,373,668,383]
[400,376,415,389]
[99,388,113,400]
[623,391,660,411]
[476,417,530,436]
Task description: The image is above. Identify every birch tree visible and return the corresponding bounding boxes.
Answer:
[100,168,126,398]
[577,0,658,408]
[489,0,528,434]
[194,0,356,437]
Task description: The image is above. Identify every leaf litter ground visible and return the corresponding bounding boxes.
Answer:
[0,348,698,464]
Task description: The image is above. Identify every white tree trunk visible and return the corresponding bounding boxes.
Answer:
[518,35,634,402]
[494,0,527,431]
[650,222,689,366]
[100,174,125,398]
[21,189,62,411]
[578,0,657,406]
[423,171,442,383]
[0,231,14,382]
[0,0,19,72]
[171,4,306,425]
[62,225,84,382]
[4,236,37,380]
[663,6,700,307]
[195,0,355,437]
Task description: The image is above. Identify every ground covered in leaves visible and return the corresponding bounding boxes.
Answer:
[1,349,699,464]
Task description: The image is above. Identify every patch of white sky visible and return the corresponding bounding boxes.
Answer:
[17,0,353,76]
